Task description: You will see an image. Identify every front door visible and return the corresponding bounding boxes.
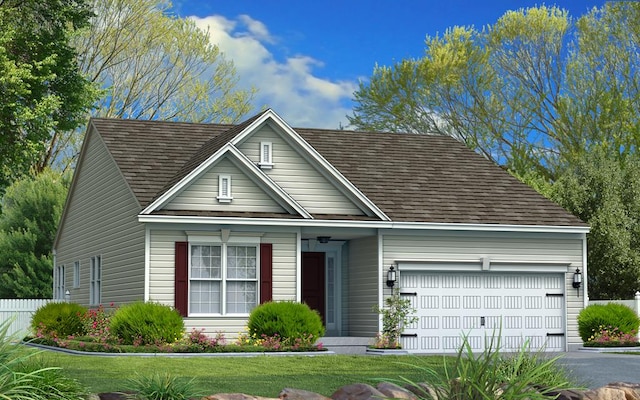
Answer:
[302,252,325,325]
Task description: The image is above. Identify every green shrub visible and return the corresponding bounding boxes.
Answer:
[577,303,640,342]
[247,301,324,345]
[127,373,199,400]
[110,302,184,345]
[30,302,88,337]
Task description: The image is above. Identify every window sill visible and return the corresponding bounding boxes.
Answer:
[216,196,233,203]
[258,162,273,170]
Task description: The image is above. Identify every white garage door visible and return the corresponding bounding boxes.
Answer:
[399,271,565,353]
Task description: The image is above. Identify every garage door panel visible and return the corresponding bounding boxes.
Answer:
[400,271,565,353]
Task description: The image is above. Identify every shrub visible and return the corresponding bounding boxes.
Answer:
[110,302,184,345]
[577,303,640,343]
[31,302,88,337]
[247,301,324,346]
[372,293,418,348]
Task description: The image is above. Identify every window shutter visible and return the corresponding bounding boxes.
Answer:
[260,243,273,304]
[175,242,188,316]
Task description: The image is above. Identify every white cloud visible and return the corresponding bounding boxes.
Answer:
[190,15,357,129]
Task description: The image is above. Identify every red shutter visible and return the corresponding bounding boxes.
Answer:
[260,243,273,304]
[175,242,188,317]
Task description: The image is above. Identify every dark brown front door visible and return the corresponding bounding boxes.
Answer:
[302,252,325,325]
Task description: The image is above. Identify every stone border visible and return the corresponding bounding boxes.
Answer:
[24,342,335,357]
[365,348,409,355]
[579,346,640,353]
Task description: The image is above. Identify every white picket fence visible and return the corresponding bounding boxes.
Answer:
[0,299,52,338]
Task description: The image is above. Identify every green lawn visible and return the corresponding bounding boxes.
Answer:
[36,351,447,397]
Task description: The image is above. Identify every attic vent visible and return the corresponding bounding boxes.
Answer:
[258,142,273,170]
[217,175,233,203]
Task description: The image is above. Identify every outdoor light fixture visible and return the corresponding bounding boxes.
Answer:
[65,290,71,303]
[386,265,397,288]
[317,236,331,244]
[572,268,582,296]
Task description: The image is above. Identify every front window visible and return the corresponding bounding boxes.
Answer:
[189,244,257,315]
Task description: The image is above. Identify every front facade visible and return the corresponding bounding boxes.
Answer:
[53,109,589,353]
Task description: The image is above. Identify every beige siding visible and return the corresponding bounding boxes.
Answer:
[148,228,298,336]
[55,129,145,307]
[347,236,379,336]
[238,124,364,215]
[382,231,585,350]
[163,158,285,213]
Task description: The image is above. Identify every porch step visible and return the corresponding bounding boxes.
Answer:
[318,337,371,354]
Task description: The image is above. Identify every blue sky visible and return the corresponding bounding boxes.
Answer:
[172,0,606,129]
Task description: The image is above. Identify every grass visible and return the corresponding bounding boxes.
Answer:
[35,351,447,397]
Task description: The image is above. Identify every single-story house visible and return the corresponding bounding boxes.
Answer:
[53,109,589,353]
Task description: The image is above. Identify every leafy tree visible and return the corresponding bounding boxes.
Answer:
[550,150,640,299]
[349,4,640,182]
[0,170,69,298]
[45,0,257,171]
[0,0,97,191]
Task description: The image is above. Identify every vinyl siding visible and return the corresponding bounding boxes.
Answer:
[163,158,285,213]
[238,124,364,215]
[55,128,145,306]
[148,228,298,337]
[347,236,379,336]
[382,230,585,350]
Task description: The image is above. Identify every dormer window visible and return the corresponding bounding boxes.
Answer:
[217,175,232,203]
[259,142,273,170]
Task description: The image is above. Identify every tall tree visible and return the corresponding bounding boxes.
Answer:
[0,0,97,192]
[0,170,69,298]
[349,4,640,182]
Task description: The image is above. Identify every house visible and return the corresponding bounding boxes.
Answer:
[53,109,589,353]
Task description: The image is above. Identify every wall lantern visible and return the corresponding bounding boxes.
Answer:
[386,265,397,289]
[65,289,71,303]
[572,268,582,296]
[317,236,331,244]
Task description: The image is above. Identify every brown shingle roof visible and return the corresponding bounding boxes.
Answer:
[91,116,586,227]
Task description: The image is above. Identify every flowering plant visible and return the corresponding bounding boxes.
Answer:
[371,293,417,349]
[585,325,640,347]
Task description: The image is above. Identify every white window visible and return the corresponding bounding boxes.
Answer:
[189,243,257,315]
[217,175,232,203]
[259,142,273,169]
[90,255,102,305]
[73,261,80,288]
[55,265,65,300]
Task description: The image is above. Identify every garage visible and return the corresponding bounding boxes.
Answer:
[398,269,566,353]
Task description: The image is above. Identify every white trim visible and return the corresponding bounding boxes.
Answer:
[582,233,588,306]
[397,259,572,273]
[296,230,302,302]
[138,214,590,235]
[144,226,150,302]
[377,231,384,333]
[217,174,233,203]
[259,141,273,169]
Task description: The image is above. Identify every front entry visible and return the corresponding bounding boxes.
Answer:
[302,252,325,325]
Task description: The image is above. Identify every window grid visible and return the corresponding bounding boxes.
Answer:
[73,261,80,288]
[189,243,258,315]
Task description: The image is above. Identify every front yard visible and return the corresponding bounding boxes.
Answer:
[36,352,445,397]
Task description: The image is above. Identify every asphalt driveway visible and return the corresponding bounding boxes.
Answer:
[554,351,640,389]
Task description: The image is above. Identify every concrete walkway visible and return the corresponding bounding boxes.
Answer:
[554,351,640,389]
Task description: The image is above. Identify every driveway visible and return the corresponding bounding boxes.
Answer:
[553,351,640,389]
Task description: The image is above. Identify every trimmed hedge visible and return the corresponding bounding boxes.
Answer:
[109,302,184,345]
[30,302,88,337]
[247,301,324,344]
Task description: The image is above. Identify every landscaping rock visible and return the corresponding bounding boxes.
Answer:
[375,382,417,399]
[279,388,331,400]
[605,382,640,400]
[583,387,627,400]
[541,388,585,400]
[202,394,278,400]
[403,382,439,399]
[331,383,385,400]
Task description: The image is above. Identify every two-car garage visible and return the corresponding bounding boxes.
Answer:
[397,268,567,353]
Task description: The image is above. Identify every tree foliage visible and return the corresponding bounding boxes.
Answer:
[0,0,97,191]
[0,170,69,298]
[77,0,255,123]
[350,3,640,299]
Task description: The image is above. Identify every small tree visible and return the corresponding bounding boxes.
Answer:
[372,293,418,348]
